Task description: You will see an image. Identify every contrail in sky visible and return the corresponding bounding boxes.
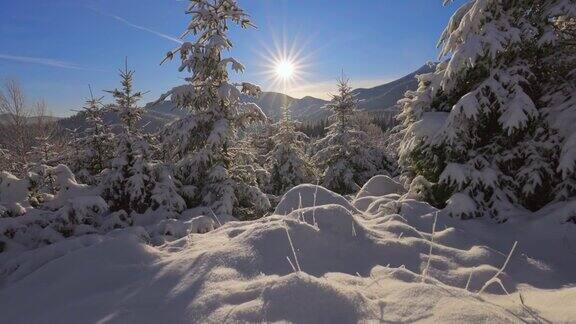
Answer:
[89,7,183,45]
[0,53,89,70]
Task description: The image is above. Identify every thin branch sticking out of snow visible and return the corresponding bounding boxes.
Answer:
[208,208,222,227]
[298,193,303,222]
[286,256,297,273]
[285,226,302,272]
[478,241,518,295]
[312,180,319,217]
[421,211,438,283]
[352,221,357,237]
[465,267,475,291]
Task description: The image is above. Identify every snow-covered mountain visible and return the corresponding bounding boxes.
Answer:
[145,91,330,121]
[58,63,435,133]
[353,62,436,112]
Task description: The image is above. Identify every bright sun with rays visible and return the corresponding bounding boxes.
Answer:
[275,60,295,80]
[255,34,313,94]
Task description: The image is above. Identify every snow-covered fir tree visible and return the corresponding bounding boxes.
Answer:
[396,0,576,220]
[21,100,63,169]
[69,87,114,184]
[247,119,276,168]
[243,121,277,190]
[101,61,185,215]
[159,0,270,219]
[314,76,390,195]
[28,135,57,166]
[267,105,316,195]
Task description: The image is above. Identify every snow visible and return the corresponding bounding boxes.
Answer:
[409,111,448,140]
[43,165,98,210]
[275,184,359,215]
[355,175,405,199]
[1,0,576,321]
[1,175,575,322]
[0,171,31,216]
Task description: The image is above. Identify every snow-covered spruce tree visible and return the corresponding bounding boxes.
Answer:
[247,119,276,168]
[243,121,277,189]
[28,136,57,166]
[102,61,185,215]
[159,0,270,219]
[543,4,576,208]
[69,87,114,184]
[267,106,316,195]
[396,0,576,221]
[314,76,390,195]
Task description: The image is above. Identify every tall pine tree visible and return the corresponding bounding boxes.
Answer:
[102,60,185,215]
[159,0,270,219]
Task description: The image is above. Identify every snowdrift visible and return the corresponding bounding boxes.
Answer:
[1,178,575,323]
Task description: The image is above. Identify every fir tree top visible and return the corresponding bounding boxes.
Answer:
[106,59,145,133]
[82,85,106,135]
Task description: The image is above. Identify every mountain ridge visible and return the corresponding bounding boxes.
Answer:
[58,63,436,133]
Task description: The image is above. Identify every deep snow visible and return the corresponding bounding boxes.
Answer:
[0,178,575,323]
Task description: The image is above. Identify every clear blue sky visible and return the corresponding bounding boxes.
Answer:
[0,0,465,116]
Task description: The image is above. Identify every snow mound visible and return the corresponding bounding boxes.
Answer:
[0,172,31,216]
[355,175,405,199]
[43,165,98,211]
[1,186,575,322]
[275,184,359,215]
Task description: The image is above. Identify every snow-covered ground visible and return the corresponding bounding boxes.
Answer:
[1,176,575,323]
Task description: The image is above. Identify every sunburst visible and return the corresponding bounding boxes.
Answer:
[254,31,316,96]
[275,59,295,80]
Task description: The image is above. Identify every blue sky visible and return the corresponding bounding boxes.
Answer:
[0,0,465,116]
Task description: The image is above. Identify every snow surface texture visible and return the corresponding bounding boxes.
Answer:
[1,176,575,323]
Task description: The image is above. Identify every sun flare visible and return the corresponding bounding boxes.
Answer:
[255,32,316,95]
[275,60,295,79]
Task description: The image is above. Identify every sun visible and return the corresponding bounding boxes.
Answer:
[275,60,295,80]
[255,32,316,94]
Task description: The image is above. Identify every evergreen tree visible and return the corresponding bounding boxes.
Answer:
[102,61,185,215]
[247,119,276,167]
[28,135,56,166]
[314,76,390,194]
[159,0,270,219]
[69,87,114,184]
[267,106,316,195]
[396,0,576,220]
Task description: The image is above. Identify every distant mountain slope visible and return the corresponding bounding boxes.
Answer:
[58,63,436,133]
[0,114,61,125]
[353,63,436,112]
[57,108,174,134]
[141,91,330,122]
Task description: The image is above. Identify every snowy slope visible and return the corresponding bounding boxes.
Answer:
[352,62,436,112]
[0,178,575,323]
